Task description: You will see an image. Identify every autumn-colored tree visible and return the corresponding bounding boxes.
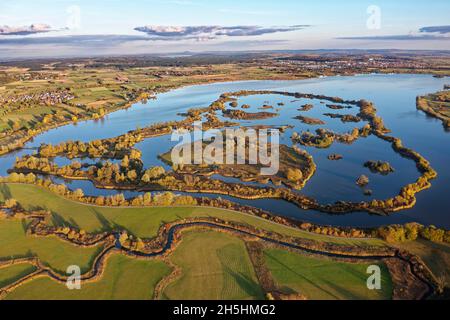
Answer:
[286,168,303,181]
[119,232,129,247]
[121,155,129,168]
[144,166,166,180]
[73,188,84,199]
[421,226,445,243]
[127,170,138,181]
[4,198,17,208]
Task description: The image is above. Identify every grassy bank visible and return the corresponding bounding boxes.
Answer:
[162,231,264,300]
[0,218,103,274]
[0,183,386,246]
[264,248,393,300]
[0,263,37,288]
[4,254,170,300]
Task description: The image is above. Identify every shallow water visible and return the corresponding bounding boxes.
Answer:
[1,74,449,228]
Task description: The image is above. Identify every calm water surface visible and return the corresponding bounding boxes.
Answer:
[1,74,448,228]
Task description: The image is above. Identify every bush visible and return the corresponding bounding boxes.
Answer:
[4,198,17,208]
[404,223,420,241]
[286,168,303,181]
[377,226,406,243]
[376,223,449,244]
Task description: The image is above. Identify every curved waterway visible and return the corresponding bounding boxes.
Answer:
[1,74,449,228]
[13,220,431,300]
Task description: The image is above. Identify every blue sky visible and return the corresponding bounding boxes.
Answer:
[0,0,449,58]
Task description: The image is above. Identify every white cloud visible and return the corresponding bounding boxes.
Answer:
[134,25,309,40]
[0,24,54,36]
[338,25,450,41]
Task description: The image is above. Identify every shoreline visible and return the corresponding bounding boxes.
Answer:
[0,73,448,231]
[8,90,438,218]
[0,72,445,156]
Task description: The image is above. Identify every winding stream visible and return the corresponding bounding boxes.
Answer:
[2,220,433,300]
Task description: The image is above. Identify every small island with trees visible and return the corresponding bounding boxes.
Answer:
[364,160,395,175]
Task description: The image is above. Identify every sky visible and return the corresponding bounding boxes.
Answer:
[0,0,449,59]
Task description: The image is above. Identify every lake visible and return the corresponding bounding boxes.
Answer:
[1,74,448,228]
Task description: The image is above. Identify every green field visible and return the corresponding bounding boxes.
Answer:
[0,218,103,274]
[0,263,37,288]
[4,254,170,300]
[0,183,386,247]
[0,183,394,300]
[162,231,264,300]
[264,248,393,300]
